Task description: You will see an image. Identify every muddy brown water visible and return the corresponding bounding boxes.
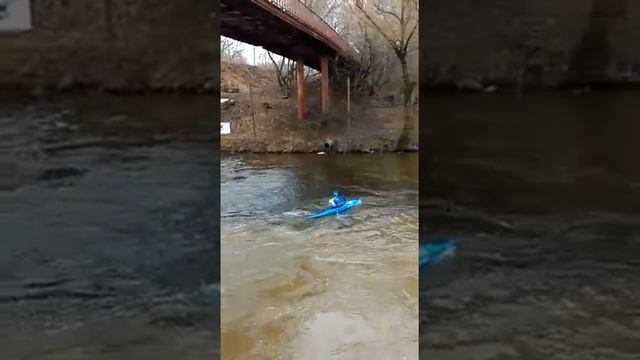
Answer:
[221,153,419,359]
[421,92,640,360]
[0,95,219,359]
[5,91,637,359]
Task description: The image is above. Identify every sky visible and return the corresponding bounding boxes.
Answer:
[222,36,274,66]
[221,36,317,71]
[222,36,317,74]
[240,42,268,66]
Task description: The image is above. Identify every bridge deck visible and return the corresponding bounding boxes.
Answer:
[221,0,358,70]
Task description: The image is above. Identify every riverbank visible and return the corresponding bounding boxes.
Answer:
[221,134,417,154]
[0,1,217,94]
[422,81,640,95]
[220,109,419,153]
[220,62,418,153]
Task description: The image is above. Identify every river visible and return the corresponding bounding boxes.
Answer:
[6,91,635,359]
[0,95,219,359]
[421,92,640,359]
[221,153,419,359]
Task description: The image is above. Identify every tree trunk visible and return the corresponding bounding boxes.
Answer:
[399,56,413,106]
[396,56,415,150]
[396,105,414,150]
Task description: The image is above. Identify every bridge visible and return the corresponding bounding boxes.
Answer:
[220,0,360,121]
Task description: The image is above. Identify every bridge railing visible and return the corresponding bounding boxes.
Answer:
[262,0,359,60]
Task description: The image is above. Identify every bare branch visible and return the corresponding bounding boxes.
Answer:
[403,22,418,54]
[323,0,340,19]
[267,51,293,97]
[221,37,246,63]
[354,3,398,52]
[372,2,402,24]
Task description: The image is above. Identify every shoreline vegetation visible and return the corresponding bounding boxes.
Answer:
[5,77,640,97]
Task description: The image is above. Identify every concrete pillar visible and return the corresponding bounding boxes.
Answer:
[321,56,330,115]
[296,59,305,121]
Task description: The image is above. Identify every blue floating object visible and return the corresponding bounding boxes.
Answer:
[305,198,363,219]
[420,238,457,268]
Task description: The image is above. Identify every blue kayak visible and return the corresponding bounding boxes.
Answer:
[306,198,363,219]
[420,238,456,268]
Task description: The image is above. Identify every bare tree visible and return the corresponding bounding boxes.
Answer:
[267,52,294,98]
[354,0,418,106]
[347,14,397,95]
[221,37,246,64]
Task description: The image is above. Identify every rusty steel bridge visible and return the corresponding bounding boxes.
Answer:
[221,0,360,121]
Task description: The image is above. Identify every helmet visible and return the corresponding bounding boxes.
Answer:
[332,191,339,197]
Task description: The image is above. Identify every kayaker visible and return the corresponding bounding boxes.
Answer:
[328,191,346,208]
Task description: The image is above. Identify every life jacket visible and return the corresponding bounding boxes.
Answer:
[330,195,345,207]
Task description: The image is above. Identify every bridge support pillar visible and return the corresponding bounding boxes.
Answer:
[321,56,330,115]
[296,59,305,121]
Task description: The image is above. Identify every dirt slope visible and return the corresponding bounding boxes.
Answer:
[220,62,418,153]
